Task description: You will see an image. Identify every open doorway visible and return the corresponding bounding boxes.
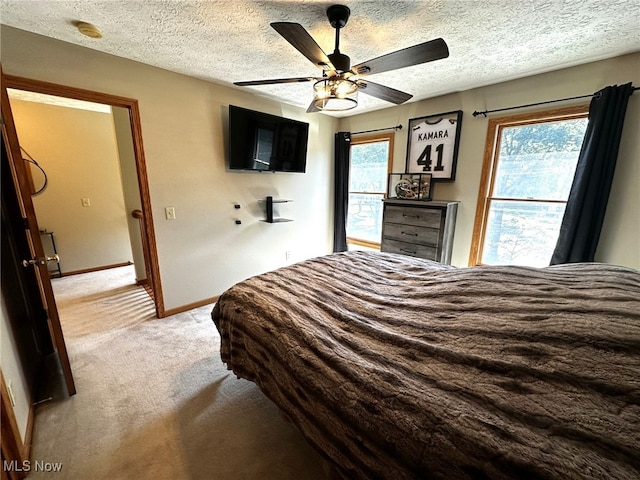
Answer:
[9,92,142,278]
[3,74,164,318]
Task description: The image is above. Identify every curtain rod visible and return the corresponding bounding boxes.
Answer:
[473,85,638,118]
[352,124,403,135]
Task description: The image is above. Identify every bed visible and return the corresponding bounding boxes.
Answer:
[211,251,640,480]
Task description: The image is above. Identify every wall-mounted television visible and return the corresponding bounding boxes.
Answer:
[228,105,309,173]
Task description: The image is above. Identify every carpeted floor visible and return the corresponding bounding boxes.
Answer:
[27,266,327,479]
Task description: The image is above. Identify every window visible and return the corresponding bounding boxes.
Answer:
[346,132,394,248]
[470,106,589,267]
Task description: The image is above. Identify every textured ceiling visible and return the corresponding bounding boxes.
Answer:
[1,0,639,117]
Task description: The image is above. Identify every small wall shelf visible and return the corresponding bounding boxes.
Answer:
[259,196,293,223]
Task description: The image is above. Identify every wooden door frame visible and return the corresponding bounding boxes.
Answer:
[2,74,165,317]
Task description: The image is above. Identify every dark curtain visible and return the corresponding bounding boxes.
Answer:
[333,132,351,252]
[550,83,634,265]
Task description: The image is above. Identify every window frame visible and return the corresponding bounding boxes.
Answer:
[469,105,589,266]
[347,132,394,249]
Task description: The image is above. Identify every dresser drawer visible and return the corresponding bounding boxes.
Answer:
[381,199,458,264]
[383,222,441,246]
[384,205,443,228]
[381,239,438,260]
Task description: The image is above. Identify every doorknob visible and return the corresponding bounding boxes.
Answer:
[22,254,60,268]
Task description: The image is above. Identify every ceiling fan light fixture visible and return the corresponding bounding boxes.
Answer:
[313,77,358,111]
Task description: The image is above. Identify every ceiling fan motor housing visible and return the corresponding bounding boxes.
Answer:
[327,5,350,28]
[327,5,352,73]
[329,52,351,73]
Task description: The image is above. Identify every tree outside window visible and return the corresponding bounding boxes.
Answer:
[347,133,393,248]
[471,106,589,267]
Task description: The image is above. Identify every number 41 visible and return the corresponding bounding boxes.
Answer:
[417,144,444,172]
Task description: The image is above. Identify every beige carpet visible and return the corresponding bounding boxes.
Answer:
[27,266,327,479]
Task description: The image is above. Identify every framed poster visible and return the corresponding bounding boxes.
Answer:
[405,110,463,181]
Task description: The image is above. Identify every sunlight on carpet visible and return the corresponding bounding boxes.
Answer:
[51,265,156,337]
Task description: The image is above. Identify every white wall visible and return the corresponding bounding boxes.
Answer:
[339,53,640,269]
[112,106,147,282]
[0,296,31,442]
[1,26,338,310]
[10,99,134,274]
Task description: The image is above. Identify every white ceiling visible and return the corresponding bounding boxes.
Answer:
[1,0,639,117]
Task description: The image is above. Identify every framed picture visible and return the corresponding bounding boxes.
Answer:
[387,173,432,201]
[405,110,463,181]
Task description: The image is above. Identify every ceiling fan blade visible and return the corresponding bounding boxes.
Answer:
[357,80,413,104]
[271,22,335,71]
[352,38,449,76]
[234,77,318,87]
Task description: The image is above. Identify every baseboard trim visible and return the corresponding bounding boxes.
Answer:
[161,296,219,318]
[61,261,133,277]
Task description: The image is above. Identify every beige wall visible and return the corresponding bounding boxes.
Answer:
[10,98,134,274]
[2,26,637,316]
[1,26,338,310]
[3,23,636,458]
[339,53,640,269]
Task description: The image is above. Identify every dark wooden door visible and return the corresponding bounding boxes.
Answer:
[1,80,75,397]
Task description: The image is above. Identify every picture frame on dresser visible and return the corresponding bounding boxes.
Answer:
[387,173,432,201]
[406,110,463,181]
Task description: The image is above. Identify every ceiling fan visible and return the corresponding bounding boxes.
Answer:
[234,4,449,113]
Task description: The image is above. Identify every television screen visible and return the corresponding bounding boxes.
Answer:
[228,105,309,172]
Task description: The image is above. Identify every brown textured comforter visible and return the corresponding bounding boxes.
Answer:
[211,251,640,480]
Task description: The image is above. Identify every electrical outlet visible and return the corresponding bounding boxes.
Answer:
[7,380,16,407]
[285,251,291,261]
[165,207,176,220]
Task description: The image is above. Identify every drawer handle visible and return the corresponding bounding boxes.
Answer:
[401,231,418,237]
[402,214,420,219]
[400,248,417,255]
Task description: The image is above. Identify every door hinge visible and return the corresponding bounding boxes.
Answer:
[22,217,30,229]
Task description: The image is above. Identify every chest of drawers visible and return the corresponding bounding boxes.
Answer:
[380,199,459,264]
